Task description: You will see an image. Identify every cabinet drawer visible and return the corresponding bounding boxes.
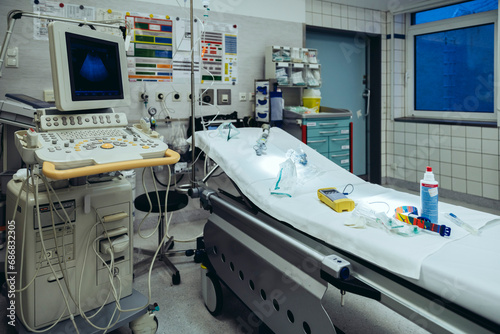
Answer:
[306,137,328,153]
[329,152,350,167]
[308,126,349,138]
[329,136,350,152]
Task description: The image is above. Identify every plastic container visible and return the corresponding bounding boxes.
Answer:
[302,89,321,113]
[420,166,438,224]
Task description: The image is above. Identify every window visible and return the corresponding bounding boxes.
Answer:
[406,0,498,122]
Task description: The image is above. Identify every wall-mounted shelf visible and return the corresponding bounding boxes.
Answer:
[265,46,322,88]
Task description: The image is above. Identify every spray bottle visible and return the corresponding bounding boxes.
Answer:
[420,166,439,224]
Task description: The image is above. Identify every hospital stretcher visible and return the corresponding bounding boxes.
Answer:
[193,127,500,334]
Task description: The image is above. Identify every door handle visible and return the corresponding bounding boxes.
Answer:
[363,88,370,117]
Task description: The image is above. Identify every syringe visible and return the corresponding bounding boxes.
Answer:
[443,213,480,236]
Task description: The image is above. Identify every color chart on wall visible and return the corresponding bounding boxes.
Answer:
[126,15,173,82]
[201,22,238,84]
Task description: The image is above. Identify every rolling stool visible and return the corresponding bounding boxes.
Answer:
[134,190,190,285]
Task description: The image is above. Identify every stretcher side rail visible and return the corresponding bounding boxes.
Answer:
[194,186,385,334]
[196,186,500,334]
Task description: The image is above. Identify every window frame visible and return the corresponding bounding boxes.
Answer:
[405,10,498,123]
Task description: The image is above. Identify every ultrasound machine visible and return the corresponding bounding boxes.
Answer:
[6,22,179,332]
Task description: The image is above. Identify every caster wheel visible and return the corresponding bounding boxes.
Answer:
[168,241,175,250]
[193,250,205,263]
[204,272,223,316]
[172,272,181,285]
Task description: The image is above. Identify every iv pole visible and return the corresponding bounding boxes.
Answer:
[190,0,197,188]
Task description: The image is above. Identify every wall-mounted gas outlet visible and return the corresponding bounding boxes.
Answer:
[139,92,149,102]
[156,92,165,102]
[172,92,182,102]
[200,89,214,105]
[217,89,231,105]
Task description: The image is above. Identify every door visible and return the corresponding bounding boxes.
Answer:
[306,29,368,177]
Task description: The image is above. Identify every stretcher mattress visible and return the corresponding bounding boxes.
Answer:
[194,127,500,324]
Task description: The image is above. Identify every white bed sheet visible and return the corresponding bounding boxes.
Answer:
[195,127,500,323]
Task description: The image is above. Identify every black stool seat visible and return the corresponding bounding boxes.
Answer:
[134,191,188,213]
[133,190,189,285]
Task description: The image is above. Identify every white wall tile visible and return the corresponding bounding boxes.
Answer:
[466,181,482,196]
[466,126,481,138]
[404,122,416,133]
[441,136,453,150]
[417,133,429,146]
[341,5,348,18]
[341,17,348,29]
[429,147,440,161]
[452,151,466,165]
[356,19,365,31]
[394,13,404,23]
[322,1,332,15]
[482,127,498,140]
[348,6,357,19]
[439,125,451,136]
[451,125,466,137]
[482,154,499,170]
[312,0,322,13]
[452,178,467,193]
[483,184,500,200]
[356,7,365,20]
[332,3,341,16]
[306,12,313,24]
[465,138,481,153]
[323,14,332,28]
[440,149,451,162]
[365,9,373,22]
[483,169,499,185]
[452,164,466,179]
[348,18,357,30]
[429,124,440,135]
[429,134,441,148]
[406,169,418,182]
[332,17,341,29]
[306,0,313,12]
[482,139,498,155]
[466,166,482,182]
[405,144,417,157]
[466,152,482,168]
[440,162,452,176]
[405,132,417,145]
[417,123,429,134]
[440,176,452,190]
[313,13,322,26]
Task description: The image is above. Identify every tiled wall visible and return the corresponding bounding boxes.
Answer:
[305,0,500,203]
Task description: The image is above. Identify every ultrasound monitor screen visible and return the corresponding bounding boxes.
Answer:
[66,32,124,101]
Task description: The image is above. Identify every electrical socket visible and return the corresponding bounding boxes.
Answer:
[43,89,55,102]
[217,89,231,105]
[239,92,247,102]
[156,92,165,102]
[172,92,182,102]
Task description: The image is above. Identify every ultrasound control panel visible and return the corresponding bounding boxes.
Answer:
[38,112,127,131]
[15,110,170,169]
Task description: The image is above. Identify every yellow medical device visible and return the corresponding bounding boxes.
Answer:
[318,187,355,213]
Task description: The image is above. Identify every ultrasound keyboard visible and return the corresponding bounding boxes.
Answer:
[15,110,171,170]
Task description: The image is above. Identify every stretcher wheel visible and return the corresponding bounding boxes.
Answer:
[204,272,223,316]
[172,272,181,285]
